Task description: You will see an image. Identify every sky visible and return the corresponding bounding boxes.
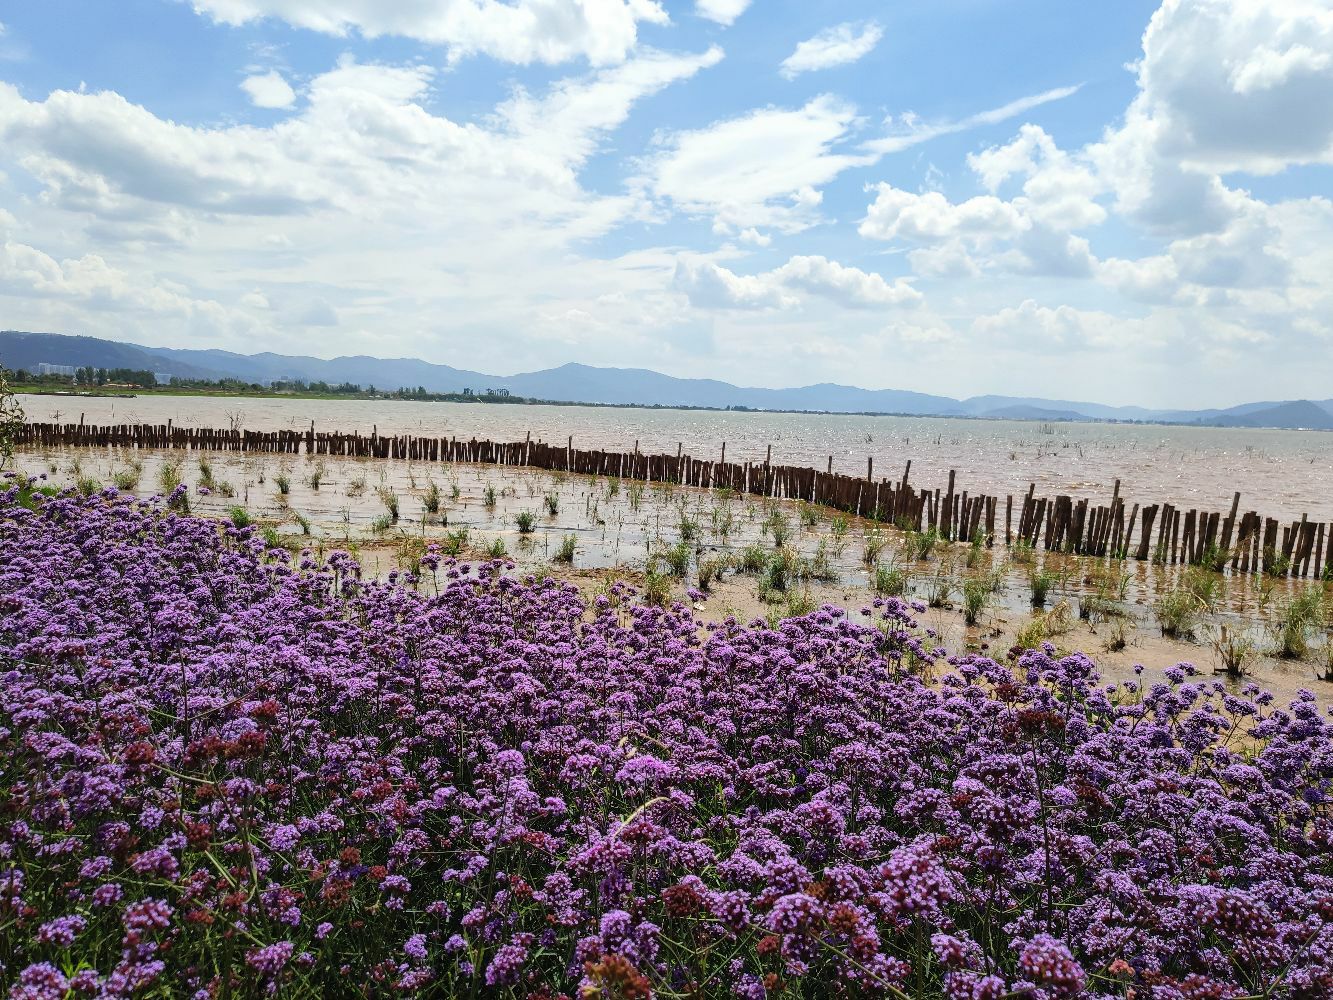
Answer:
[1,0,1332,408]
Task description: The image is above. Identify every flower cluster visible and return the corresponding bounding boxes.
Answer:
[1,478,1331,997]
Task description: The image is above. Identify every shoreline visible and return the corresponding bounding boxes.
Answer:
[14,385,1333,431]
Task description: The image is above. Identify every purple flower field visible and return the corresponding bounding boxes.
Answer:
[2,478,1331,998]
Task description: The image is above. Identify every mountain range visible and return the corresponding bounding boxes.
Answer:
[4,330,1333,431]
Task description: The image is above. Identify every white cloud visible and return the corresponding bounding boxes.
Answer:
[185,0,670,66]
[673,254,920,310]
[862,86,1081,156]
[0,49,719,361]
[971,300,1137,351]
[775,255,921,307]
[0,48,718,225]
[694,0,750,26]
[967,124,1105,230]
[779,21,882,79]
[1133,0,1333,175]
[645,95,873,232]
[1081,0,1333,240]
[672,257,794,310]
[0,238,255,332]
[860,186,1028,243]
[240,69,296,108]
[643,84,1081,235]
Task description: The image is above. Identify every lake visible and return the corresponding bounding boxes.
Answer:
[19,392,1333,519]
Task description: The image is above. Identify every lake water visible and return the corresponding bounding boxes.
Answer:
[19,392,1333,519]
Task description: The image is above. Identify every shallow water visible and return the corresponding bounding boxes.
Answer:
[20,393,1333,520]
[16,444,1333,706]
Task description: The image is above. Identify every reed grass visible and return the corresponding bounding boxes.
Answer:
[422,481,442,515]
[1210,625,1257,679]
[553,534,577,564]
[377,486,400,521]
[1029,568,1057,607]
[873,563,909,597]
[1270,587,1324,659]
[961,577,991,625]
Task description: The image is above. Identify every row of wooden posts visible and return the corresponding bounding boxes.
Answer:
[17,418,1333,580]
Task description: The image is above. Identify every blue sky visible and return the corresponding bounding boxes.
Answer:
[1,0,1331,407]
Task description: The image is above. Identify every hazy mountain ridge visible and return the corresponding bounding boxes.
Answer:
[4,331,1332,430]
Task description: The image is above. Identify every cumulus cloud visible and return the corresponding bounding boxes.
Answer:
[971,300,1133,351]
[779,21,882,79]
[860,186,1028,244]
[240,69,296,108]
[1133,0,1333,175]
[673,254,920,310]
[185,0,670,66]
[695,0,750,26]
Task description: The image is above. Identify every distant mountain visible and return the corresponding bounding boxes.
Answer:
[956,395,1165,421]
[4,330,1333,430]
[0,331,226,381]
[1200,399,1333,431]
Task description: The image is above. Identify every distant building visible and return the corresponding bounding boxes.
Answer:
[36,362,77,376]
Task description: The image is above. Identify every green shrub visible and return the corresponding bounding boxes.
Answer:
[442,529,469,556]
[925,570,953,609]
[873,563,909,597]
[515,510,536,534]
[642,569,671,607]
[905,528,940,562]
[698,556,726,592]
[1210,625,1257,679]
[111,467,141,491]
[799,503,819,529]
[553,534,577,564]
[228,506,253,529]
[678,514,699,543]
[961,577,991,625]
[1154,588,1202,639]
[659,540,691,578]
[965,533,985,569]
[862,531,889,565]
[423,481,442,515]
[737,544,769,574]
[544,493,560,516]
[1029,568,1057,607]
[1270,587,1324,659]
[158,462,183,494]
